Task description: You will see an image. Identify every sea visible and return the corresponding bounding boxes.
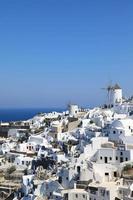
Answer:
[0,108,65,122]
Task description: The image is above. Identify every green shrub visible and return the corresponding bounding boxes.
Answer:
[123,164,132,171]
[6,166,16,174]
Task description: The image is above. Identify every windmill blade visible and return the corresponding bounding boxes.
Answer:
[101,83,114,108]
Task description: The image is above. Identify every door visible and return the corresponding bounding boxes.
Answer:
[114,171,117,177]
[104,157,108,163]
[120,157,123,163]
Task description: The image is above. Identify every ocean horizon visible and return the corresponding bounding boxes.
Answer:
[0,108,65,122]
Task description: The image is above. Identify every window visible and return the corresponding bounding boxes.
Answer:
[36,147,38,151]
[113,131,116,134]
[119,190,122,194]
[101,189,105,196]
[75,194,78,198]
[110,157,112,160]
[58,176,62,184]
[83,194,85,198]
[129,126,131,129]
[66,177,68,180]
[120,152,123,156]
[100,156,102,160]
[22,161,24,165]
[77,166,81,173]
[116,156,118,160]
[125,157,128,161]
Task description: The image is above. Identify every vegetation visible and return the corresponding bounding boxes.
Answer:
[6,165,16,174]
[5,165,16,180]
[123,164,132,171]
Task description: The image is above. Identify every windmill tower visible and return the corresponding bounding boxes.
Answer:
[111,83,122,106]
[102,83,122,108]
[68,103,79,117]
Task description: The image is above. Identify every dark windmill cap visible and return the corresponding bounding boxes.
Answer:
[113,83,121,90]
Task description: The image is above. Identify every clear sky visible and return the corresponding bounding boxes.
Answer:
[0,0,133,108]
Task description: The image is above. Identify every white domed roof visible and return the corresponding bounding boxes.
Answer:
[111,120,124,128]
[111,118,133,129]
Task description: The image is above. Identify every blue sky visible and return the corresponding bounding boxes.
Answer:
[0,0,133,108]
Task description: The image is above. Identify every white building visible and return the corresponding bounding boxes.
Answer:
[8,128,27,139]
[62,188,89,200]
[109,118,133,142]
[58,166,78,189]
[88,181,118,200]
[15,155,33,168]
[34,179,63,199]
[96,144,133,165]
[28,135,52,148]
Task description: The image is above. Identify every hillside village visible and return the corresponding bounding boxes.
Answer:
[1,84,133,200]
